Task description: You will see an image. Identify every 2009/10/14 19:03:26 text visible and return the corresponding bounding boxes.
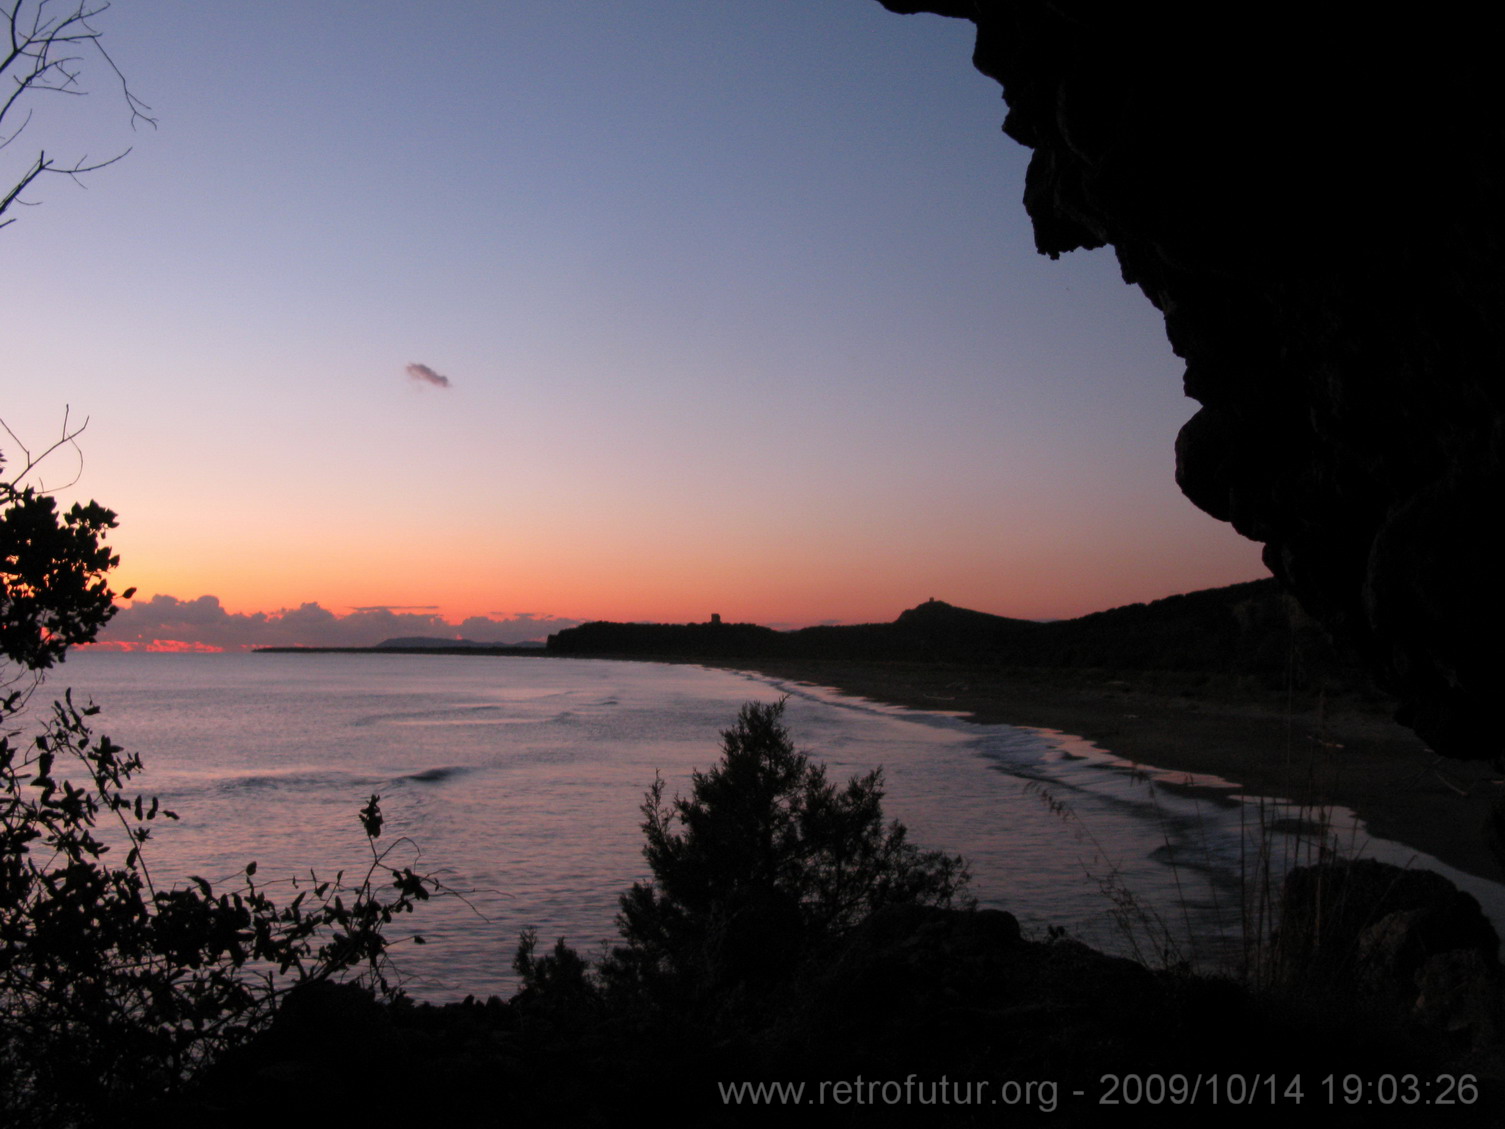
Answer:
[1095,1072,1480,1107]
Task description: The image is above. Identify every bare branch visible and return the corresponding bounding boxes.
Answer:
[1,406,89,499]
[0,148,47,223]
[1,0,153,229]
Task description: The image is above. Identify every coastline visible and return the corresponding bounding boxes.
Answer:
[246,645,1504,890]
[696,657,1505,888]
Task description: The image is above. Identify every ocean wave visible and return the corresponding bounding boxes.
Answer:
[213,770,364,794]
[351,702,536,728]
[397,765,474,784]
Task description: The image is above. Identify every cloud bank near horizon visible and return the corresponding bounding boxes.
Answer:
[95,594,580,651]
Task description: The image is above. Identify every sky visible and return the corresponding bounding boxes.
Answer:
[2,1,1266,649]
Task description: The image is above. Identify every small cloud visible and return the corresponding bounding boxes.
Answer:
[406,363,451,389]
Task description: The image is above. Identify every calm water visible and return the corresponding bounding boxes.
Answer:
[33,651,1505,1002]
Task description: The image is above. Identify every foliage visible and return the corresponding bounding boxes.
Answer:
[518,699,970,1011]
[1,425,439,1127]
[512,928,603,1031]
[1,422,131,673]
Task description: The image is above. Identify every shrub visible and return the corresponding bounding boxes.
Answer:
[595,699,971,999]
[1,433,439,1126]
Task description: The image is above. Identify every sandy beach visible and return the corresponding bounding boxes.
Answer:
[698,657,1505,887]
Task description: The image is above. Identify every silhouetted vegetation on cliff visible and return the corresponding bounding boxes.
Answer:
[547,579,1354,686]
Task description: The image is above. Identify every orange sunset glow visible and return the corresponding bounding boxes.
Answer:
[7,2,1265,651]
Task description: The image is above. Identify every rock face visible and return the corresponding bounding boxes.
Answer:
[877,2,1505,759]
[1275,860,1502,1047]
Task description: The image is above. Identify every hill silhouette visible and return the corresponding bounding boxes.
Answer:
[546,578,1350,682]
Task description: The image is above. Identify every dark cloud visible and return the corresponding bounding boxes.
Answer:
[406,363,451,389]
[95,594,581,650]
[456,612,581,643]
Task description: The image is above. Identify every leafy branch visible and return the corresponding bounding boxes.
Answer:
[2,418,451,1125]
[1,690,449,1123]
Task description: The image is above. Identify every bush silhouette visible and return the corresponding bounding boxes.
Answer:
[595,699,970,1000]
[2,430,440,1126]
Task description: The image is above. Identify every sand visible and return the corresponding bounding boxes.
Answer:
[695,658,1505,886]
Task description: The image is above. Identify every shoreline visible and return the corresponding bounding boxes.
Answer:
[694,657,1505,888]
[239,646,1504,890]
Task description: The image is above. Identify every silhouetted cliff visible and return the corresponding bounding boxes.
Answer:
[875,2,1504,759]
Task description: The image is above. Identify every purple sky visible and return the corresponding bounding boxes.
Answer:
[5,2,1265,649]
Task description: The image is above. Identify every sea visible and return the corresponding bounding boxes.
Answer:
[24,650,1505,1003]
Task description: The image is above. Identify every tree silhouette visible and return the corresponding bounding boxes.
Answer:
[602,699,971,996]
[0,413,128,673]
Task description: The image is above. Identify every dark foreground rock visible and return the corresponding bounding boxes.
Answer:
[1275,859,1504,1050]
[151,872,1504,1128]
